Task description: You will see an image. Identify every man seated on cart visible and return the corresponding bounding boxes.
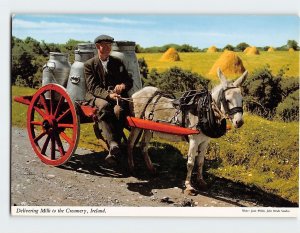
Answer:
[84,34,133,164]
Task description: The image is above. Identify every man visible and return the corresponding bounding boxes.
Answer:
[84,35,133,163]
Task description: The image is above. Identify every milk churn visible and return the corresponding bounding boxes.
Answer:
[77,43,97,55]
[66,43,95,102]
[111,41,142,96]
[42,52,71,87]
[42,52,71,99]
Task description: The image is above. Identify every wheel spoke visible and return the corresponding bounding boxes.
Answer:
[41,134,51,155]
[54,132,65,157]
[33,131,47,143]
[34,105,48,119]
[49,90,54,115]
[30,121,43,126]
[57,108,71,122]
[54,95,65,118]
[58,123,74,128]
[60,131,72,145]
[39,94,49,115]
[51,133,56,160]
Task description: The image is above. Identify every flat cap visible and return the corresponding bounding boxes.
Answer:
[94,35,114,44]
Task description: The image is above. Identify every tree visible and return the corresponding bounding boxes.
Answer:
[135,44,144,53]
[64,39,86,52]
[24,37,44,55]
[40,40,61,54]
[223,44,234,51]
[178,44,200,52]
[12,43,38,87]
[287,40,298,50]
[236,42,250,52]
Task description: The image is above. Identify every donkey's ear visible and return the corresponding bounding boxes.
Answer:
[217,67,228,88]
[233,70,248,87]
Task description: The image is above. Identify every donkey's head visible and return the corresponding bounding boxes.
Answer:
[214,68,248,128]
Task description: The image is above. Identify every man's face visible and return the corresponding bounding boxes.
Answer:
[96,41,112,60]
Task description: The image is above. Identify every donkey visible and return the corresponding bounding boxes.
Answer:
[127,68,248,195]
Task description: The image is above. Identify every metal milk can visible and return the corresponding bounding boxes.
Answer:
[66,43,95,102]
[111,41,142,96]
[77,43,97,55]
[42,52,71,99]
[42,52,71,87]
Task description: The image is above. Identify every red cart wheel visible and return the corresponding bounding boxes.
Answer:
[27,84,80,166]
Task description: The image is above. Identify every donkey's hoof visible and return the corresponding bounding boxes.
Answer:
[184,187,198,196]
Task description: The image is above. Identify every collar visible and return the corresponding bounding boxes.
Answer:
[99,56,109,63]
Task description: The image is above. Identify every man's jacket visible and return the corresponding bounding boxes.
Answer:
[84,55,133,103]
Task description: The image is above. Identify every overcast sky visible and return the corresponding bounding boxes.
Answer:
[12,14,299,48]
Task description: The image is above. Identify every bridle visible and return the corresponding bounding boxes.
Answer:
[216,87,243,117]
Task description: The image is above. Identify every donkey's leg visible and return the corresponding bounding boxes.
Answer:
[196,140,209,190]
[140,130,155,174]
[184,136,199,195]
[127,128,142,172]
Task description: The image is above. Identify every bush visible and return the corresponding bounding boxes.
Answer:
[138,57,148,79]
[145,67,210,95]
[275,90,299,122]
[242,66,282,119]
[280,77,299,98]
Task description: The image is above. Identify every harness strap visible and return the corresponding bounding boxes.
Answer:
[139,90,175,119]
[217,87,243,116]
[147,94,163,120]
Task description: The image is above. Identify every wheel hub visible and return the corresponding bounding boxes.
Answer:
[42,118,57,132]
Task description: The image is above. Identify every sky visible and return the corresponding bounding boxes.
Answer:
[12,14,299,48]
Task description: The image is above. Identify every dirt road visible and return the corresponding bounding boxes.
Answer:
[11,127,294,208]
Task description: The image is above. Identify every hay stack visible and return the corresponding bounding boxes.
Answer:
[246,46,260,55]
[289,48,295,52]
[267,47,275,52]
[159,47,180,62]
[207,46,217,53]
[208,51,245,76]
[243,47,251,53]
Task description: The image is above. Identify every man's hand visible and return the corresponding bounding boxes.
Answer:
[114,83,126,94]
[108,93,120,100]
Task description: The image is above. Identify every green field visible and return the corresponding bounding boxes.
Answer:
[137,51,299,80]
[12,85,299,204]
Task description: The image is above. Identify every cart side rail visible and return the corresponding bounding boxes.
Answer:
[14,96,32,106]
